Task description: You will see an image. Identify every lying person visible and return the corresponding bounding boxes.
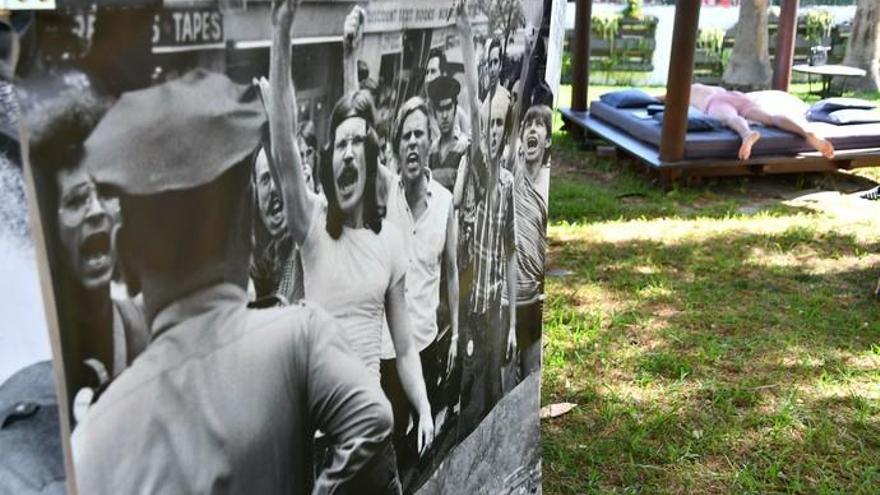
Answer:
[660,84,835,161]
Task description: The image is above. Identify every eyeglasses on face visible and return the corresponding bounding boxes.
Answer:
[58,183,117,226]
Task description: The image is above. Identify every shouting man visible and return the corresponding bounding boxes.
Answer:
[379,96,460,481]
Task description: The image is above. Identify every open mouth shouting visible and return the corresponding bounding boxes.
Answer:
[269,193,283,218]
[265,191,287,233]
[336,163,360,198]
[526,135,539,150]
[490,135,501,156]
[79,229,113,278]
[406,151,421,171]
[524,131,545,162]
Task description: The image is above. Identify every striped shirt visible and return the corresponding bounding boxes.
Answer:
[469,163,517,315]
[429,131,469,191]
[511,163,549,305]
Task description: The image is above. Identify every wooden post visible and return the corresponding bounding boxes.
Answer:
[659,1,701,163]
[773,0,799,91]
[570,0,592,112]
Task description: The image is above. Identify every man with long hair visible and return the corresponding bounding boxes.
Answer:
[262,0,434,485]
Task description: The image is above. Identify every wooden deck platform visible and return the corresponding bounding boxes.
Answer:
[560,107,880,180]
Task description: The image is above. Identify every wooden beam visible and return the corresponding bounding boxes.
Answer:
[773,0,799,91]
[659,0,700,163]
[570,0,592,112]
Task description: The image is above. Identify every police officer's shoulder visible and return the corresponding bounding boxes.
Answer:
[0,363,67,494]
[248,300,312,326]
[247,300,341,341]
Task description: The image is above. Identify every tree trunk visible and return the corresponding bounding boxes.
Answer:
[842,0,880,92]
[722,0,772,90]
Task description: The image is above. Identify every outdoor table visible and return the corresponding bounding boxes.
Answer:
[792,64,868,99]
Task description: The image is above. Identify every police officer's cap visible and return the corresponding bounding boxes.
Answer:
[426,75,461,104]
[84,69,265,196]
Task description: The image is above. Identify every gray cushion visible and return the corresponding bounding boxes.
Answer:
[808,108,880,126]
[599,89,659,109]
[809,97,877,114]
[652,108,721,132]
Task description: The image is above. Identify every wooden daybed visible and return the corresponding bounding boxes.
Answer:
[561,0,880,181]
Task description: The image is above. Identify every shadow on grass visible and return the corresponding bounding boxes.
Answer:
[541,226,880,494]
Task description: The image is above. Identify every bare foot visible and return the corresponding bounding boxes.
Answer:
[738,131,761,160]
[806,133,835,159]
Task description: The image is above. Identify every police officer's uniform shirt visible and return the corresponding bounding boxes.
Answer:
[71,283,392,494]
[0,362,66,495]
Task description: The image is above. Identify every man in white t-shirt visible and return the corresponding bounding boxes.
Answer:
[379,97,459,484]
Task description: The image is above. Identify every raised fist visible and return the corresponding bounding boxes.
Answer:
[343,6,366,53]
[455,1,471,33]
[272,0,302,25]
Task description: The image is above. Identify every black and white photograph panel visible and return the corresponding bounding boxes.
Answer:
[18,0,555,493]
[0,11,70,495]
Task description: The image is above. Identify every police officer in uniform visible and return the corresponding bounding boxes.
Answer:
[0,13,67,494]
[71,69,398,494]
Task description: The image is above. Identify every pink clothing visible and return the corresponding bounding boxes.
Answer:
[704,90,758,116]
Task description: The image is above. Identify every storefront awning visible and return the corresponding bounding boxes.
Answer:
[223,2,351,45]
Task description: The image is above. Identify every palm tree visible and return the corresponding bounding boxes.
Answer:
[842,0,879,92]
[722,0,772,90]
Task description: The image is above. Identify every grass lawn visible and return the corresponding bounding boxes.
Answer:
[541,121,880,492]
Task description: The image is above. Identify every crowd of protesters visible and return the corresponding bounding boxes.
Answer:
[12,0,553,493]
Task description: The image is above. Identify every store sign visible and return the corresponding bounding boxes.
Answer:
[365,1,484,33]
[152,8,224,47]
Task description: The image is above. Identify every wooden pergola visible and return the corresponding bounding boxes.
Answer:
[561,0,880,180]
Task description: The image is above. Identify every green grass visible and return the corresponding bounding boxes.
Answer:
[541,129,880,494]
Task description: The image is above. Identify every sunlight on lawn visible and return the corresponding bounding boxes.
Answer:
[551,211,880,246]
[541,133,880,493]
